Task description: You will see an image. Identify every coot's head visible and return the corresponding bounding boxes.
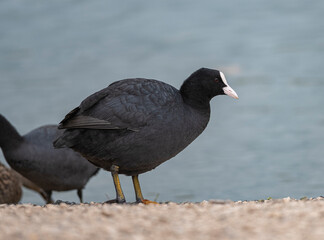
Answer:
[180,68,238,108]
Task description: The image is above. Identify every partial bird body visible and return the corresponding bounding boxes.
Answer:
[11,170,52,202]
[0,115,99,203]
[0,162,22,204]
[5,125,97,191]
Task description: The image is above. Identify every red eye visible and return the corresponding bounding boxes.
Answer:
[214,78,220,83]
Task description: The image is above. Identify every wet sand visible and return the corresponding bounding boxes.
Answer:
[1,197,324,240]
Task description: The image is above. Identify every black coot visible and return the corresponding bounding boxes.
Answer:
[54,68,238,203]
[0,114,99,203]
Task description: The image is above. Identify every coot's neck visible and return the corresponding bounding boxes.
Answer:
[180,79,211,111]
[0,115,23,150]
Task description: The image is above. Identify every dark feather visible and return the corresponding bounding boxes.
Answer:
[59,78,180,132]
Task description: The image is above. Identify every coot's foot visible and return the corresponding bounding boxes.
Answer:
[140,199,159,205]
[104,198,126,204]
[132,175,158,204]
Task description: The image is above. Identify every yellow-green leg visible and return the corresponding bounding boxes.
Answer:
[132,175,144,202]
[111,165,126,203]
[132,175,158,204]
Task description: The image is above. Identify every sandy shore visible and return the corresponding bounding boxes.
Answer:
[1,197,324,240]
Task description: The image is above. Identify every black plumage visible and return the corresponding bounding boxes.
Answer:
[0,114,99,203]
[54,68,238,203]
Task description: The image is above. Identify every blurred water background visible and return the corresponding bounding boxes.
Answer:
[0,0,324,204]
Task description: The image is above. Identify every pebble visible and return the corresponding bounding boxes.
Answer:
[1,198,324,240]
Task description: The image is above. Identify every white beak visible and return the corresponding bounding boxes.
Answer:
[223,85,239,99]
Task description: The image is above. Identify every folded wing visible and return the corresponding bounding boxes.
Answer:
[58,78,180,131]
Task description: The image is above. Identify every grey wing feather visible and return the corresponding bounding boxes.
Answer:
[59,115,118,130]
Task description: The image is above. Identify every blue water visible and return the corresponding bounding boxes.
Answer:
[0,0,324,204]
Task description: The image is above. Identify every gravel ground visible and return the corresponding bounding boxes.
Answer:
[1,197,324,240]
